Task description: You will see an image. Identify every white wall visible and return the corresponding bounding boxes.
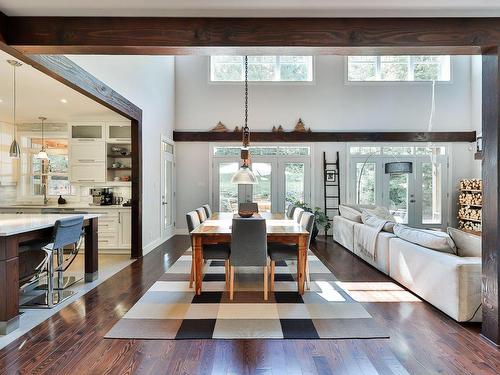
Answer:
[176,55,474,132]
[175,55,481,231]
[68,55,175,254]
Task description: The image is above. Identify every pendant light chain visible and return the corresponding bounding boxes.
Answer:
[244,56,248,133]
[13,62,16,129]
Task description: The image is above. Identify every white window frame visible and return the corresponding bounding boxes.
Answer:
[209,143,315,212]
[345,55,452,84]
[345,143,452,228]
[209,56,315,84]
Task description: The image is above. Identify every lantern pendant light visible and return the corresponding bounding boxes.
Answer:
[36,117,49,160]
[231,56,258,185]
[7,60,22,158]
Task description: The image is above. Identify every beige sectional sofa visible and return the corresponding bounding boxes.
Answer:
[332,208,482,322]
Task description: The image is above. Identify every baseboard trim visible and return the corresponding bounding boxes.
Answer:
[143,234,173,255]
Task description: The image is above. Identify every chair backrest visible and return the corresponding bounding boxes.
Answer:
[230,217,267,266]
[293,207,304,223]
[299,211,315,250]
[196,207,207,222]
[286,204,296,219]
[239,202,259,213]
[52,216,84,249]
[202,204,212,218]
[186,211,201,233]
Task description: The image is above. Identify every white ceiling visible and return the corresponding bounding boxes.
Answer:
[0,0,499,17]
[0,50,124,124]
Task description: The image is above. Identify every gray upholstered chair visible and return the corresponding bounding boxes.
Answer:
[196,207,208,222]
[186,211,230,289]
[286,204,296,219]
[268,211,314,292]
[230,217,269,300]
[293,207,304,223]
[202,204,212,218]
[238,202,259,213]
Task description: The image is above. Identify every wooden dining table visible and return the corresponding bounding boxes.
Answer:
[190,212,310,295]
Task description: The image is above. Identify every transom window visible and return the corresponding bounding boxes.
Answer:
[210,56,313,82]
[347,55,451,82]
[213,146,310,157]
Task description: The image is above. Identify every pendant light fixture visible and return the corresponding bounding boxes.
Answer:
[231,56,258,185]
[7,60,22,158]
[36,116,49,160]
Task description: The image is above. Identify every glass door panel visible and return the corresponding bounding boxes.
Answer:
[421,162,443,225]
[388,173,409,224]
[356,162,376,204]
[252,162,272,212]
[284,162,305,209]
[218,162,239,212]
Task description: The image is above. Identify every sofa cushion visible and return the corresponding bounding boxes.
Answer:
[339,205,363,223]
[361,210,395,233]
[447,227,481,257]
[389,237,481,322]
[393,225,457,254]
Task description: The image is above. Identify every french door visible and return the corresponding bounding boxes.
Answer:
[350,155,448,228]
[213,157,310,213]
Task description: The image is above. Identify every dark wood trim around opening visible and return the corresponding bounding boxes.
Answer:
[1,13,500,345]
[173,131,476,143]
[0,37,144,258]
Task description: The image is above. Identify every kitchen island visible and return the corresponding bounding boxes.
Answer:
[0,214,99,335]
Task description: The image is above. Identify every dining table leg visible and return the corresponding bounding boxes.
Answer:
[297,234,308,295]
[193,235,203,295]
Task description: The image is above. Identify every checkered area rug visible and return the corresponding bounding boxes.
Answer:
[105,249,388,340]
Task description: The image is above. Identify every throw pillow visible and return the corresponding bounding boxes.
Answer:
[361,210,395,233]
[364,206,396,222]
[393,224,457,254]
[447,227,481,257]
[339,205,363,223]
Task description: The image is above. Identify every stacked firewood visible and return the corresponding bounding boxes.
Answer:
[460,179,482,191]
[459,206,482,221]
[459,192,482,206]
[459,220,482,232]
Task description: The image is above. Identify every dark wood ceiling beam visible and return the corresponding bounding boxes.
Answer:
[4,17,499,55]
[173,131,476,143]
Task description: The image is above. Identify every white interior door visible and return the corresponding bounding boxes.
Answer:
[213,159,240,212]
[161,140,175,239]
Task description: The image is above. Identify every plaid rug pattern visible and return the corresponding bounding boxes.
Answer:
[105,249,388,339]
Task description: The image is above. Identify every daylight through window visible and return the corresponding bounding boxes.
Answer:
[347,55,451,82]
[210,56,313,82]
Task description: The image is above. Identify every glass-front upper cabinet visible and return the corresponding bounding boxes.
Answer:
[71,123,104,141]
[107,122,131,143]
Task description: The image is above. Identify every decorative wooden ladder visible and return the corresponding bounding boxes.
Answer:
[323,151,341,236]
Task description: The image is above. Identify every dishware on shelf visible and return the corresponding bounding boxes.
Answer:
[114,177,120,181]
[120,175,131,181]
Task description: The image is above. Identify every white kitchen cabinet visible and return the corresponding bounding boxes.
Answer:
[118,210,131,247]
[70,123,104,141]
[70,141,105,163]
[107,122,131,143]
[70,163,106,183]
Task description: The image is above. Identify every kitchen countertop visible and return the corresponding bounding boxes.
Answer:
[0,213,100,236]
[0,203,131,210]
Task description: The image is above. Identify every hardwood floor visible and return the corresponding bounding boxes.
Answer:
[0,235,499,374]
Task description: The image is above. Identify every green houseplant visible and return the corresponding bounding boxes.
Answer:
[292,200,331,241]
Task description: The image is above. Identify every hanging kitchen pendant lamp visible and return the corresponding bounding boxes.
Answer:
[36,116,49,160]
[231,56,258,185]
[7,60,22,158]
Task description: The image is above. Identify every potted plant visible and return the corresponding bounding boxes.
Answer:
[292,200,331,241]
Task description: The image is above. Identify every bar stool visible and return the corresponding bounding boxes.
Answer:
[22,216,85,308]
